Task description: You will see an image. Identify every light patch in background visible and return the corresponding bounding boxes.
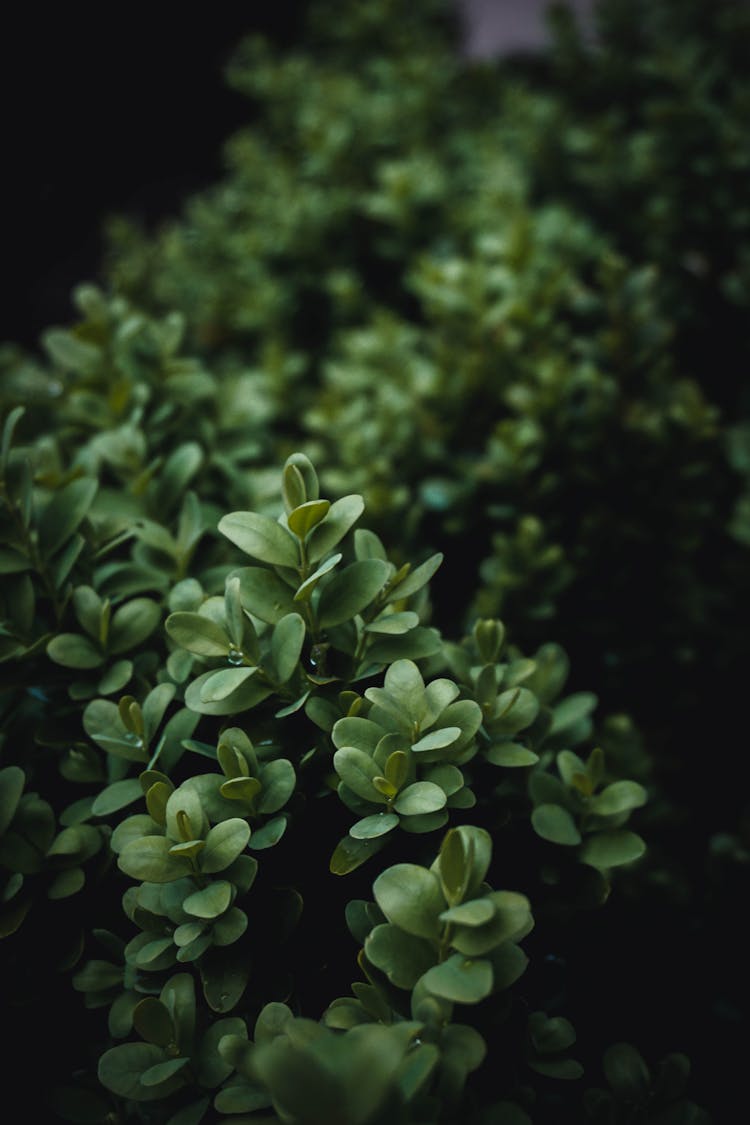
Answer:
[460,0,596,58]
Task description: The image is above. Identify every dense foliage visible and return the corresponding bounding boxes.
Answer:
[2,0,744,1120]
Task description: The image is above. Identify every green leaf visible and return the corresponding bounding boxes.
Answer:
[109,599,162,654]
[270,612,305,683]
[529,1057,583,1080]
[307,494,364,562]
[350,813,400,839]
[213,1083,272,1114]
[387,553,443,601]
[199,666,257,703]
[365,923,436,988]
[332,716,382,754]
[142,683,176,743]
[294,553,342,602]
[174,923,204,948]
[411,727,461,754]
[354,529,387,561]
[166,613,230,657]
[161,971,197,1051]
[439,899,496,927]
[221,776,262,803]
[424,763,465,796]
[442,1023,487,1073]
[365,626,442,665]
[486,742,539,767]
[48,867,86,899]
[450,891,532,956]
[97,658,133,696]
[532,803,582,846]
[438,829,469,906]
[38,477,98,558]
[603,1043,651,1100]
[282,453,319,511]
[529,1012,577,1054]
[43,328,101,372]
[257,759,296,814]
[364,611,420,635]
[393,782,447,816]
[400,810,449,834]
[166,786,205,842]
[556,750,587,787]
[330,833,388,875]
[288,499,331,539]
[200,819,251,874]
[589,781,648,816]
[183,881,233,919]
[492,688,539,735]
[550,692,597,736]
[1,405,24,474]
[118,836,191,883]
[0,766,24,836]
[140,1057,190,1087]
[146,782,172,826]
[219,511,299,567]
[579,830,646,869]
[46,824,101,863]
[47,633,103,669]
[184,669,272,716]
[133,998,176,1047]
[201,947,250,1013]
[489,942,530,990]
[373,864,444,939]
[98,1043,171,1101]
[318,559,391,628]
[421,953,493,1003]
[212,906,248,946]
[92,779,144,817]
[334,747,380,802]
[236,566,296,623]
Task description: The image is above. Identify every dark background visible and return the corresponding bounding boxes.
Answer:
[0,5,307,348]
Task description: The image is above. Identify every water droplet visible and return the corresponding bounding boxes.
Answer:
[124,732,143,748]
[227,647,245,666]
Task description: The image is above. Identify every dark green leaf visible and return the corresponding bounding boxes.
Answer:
[236,566,297,623]
[38,477,97,558]
[270,612,305,683]
[318,559,391,627]
[350,812,399,839]
[365,923,436,988]
[133,998,176,1047]
[47,633,103,669]
[98,1043,174,1101]
[531,804,582,846]
[421,953,492,1003]
[579,830,646,869]
[373,864,444,939]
